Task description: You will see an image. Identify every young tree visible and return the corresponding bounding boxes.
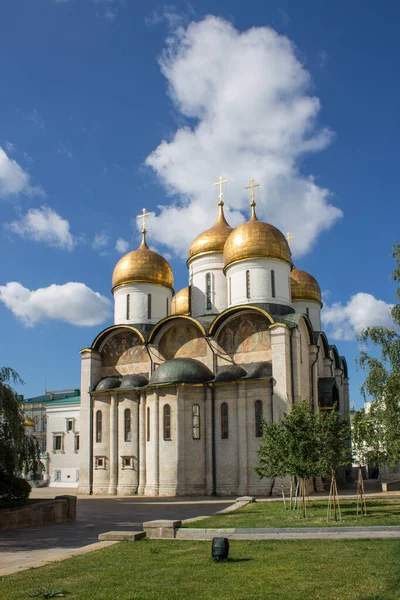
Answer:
[255,421,290,507]
[318,407,352,521]
[0,368,40,482]
[256,399,320,518]
[358,244,400,470]
[351,407,382,515]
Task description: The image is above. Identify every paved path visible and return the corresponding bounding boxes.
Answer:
[0,489,232,576]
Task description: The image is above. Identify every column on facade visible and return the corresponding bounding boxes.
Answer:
[308,345,319,413]
[108,393,118,495]
[205,385,214,495]
[290,328,301,404]
[138,391,146,495]
[270,325,292,418]
[78,349,101,495]
[237,381,248,495]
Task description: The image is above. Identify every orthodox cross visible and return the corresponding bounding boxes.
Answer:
[137,208,151,233]
[286,232,295,248]
[245,179,260,206]
[213,176,228,205]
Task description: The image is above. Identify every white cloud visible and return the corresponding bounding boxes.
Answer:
[0,147,44,199]
[115,237,130,253]
[5,141,15,153]
[145,16,342,257]
[8,206,75,251]
[92,231,110,251]
[322,292,394,341]
[0,281,111,327]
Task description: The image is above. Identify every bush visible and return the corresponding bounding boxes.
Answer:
[0,473,31,507]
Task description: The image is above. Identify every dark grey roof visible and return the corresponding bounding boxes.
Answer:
[149,358,214,386]
[119,374,149,389]
[244,362,272,379]
[214,365,247,382]
[95,377,121,392]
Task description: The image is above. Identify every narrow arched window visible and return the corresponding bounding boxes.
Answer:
[163,404,171,440]
[126,294,130,320]
[147,294,152,319]
[147,407,150,442]
[221,403,228,439]
[95,410,102,443]
[124,409,131,442]
[255,400,263,437]
[206,273,212,310]
[166,297,169,316]
[306,307,310,317]
[271,270,276,298]
[192,404,200,439]
[246,270,251,299]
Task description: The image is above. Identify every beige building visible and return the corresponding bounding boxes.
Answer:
[78,183,349,497]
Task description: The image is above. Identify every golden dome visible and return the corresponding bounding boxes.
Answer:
[24,417,35,428]
[187,202,233,264]
[223,203,292,270]
[290,267,322,304]
[112,233,174,292]
[171,287,190,315]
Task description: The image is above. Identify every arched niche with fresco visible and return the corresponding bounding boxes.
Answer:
[98,329,148,377]
[157,320,207,361]
[215,310,272,365]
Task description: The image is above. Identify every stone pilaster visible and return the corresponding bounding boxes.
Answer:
[205,385,214,495]
[237,382,248,495]
[308,345,319,413]
[270,325,292,417]
[78,349,101,495]
[138,391,146,495]
[108,393,118,495]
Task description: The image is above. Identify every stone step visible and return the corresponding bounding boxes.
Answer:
[98,531,146,542]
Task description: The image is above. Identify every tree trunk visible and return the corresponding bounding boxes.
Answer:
[357,465,367,516]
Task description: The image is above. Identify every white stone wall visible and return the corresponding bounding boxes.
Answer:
[226,258,291,308]
[114,283,173,326]
[78,350,102,494]
[293,300,322,331]
[92,394,111,494]
[47,404,80,487]
[180,387,207,495]
[189,253,227,317]
[117,392,139,495]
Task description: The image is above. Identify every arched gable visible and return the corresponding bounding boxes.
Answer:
[341,356,349,379]
[211,307,273,361]
[148,315,206,343]
[330,345,341,370]
[152,317,207,361]
[209,305,274,336]
[91,325,148,377]
[316,331,330,359]
[91,324,145,351]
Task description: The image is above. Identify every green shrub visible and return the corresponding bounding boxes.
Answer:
[0,473,31,507]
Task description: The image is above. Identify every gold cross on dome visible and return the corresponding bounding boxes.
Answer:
[245,179,260,205]
[213,176,228,205]
[286,232,295,248]
[137,208,151,233]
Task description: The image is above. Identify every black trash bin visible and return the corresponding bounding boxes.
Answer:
[212,537,229,562]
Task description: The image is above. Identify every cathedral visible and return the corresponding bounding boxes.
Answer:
[78,179,349,497]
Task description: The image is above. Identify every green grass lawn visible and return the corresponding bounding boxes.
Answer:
[1,539,400,600]
[184,499,400,529]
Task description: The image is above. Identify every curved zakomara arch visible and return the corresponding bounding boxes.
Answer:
[330,345,341,370]
[316,331,330,359]
[91,324,145,353]
[147,314,206,344]
[208,305,275,337]
[340,356,349,379]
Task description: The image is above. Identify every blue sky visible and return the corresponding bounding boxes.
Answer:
[0,0,398,405]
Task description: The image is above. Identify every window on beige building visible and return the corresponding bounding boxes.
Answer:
[192,404,200,439]
[163,404,171,440]
[221,403,229,439]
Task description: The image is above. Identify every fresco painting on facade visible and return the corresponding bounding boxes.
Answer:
[217,313,271,355]
[159,323,207,360]
[101,331,147,367]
